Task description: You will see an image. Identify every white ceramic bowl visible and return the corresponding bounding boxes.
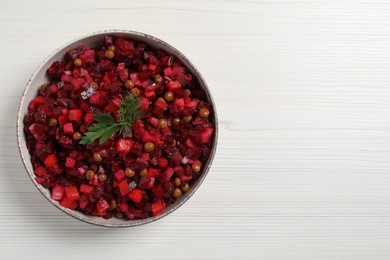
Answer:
[16,30,218,227]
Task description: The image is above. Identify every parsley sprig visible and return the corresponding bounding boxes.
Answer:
[79,94,144,145]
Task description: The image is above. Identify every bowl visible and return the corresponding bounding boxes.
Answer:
[16,30,218,227]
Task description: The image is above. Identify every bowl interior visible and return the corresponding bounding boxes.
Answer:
[17,30,217,227]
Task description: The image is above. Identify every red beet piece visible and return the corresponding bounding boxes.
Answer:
[84,113,95,125]
[44,154,58,168]
[96,198,110,213]
[68,109,84,122]
[114,169,125,182]
[167,81,181,92]
[118,180,130,196]
[128,188,143,203]
[80,184,94,195]
[60,195,78,209]
[152,185,164,198]
[51,184,64,201]
[151,201,165,216]
[63,123,74,135]
[138,176,155,189]
[65,157,76,169]
[79,195,90,209]
[116,138,132,156]
[201,127,214,143]
[34,166,46,177]
[64,186,80,201]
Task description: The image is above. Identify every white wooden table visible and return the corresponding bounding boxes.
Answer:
[1,0,390,259]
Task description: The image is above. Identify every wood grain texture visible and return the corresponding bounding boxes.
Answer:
[1,0,390,259]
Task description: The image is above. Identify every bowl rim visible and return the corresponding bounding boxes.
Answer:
[16,29,218,227]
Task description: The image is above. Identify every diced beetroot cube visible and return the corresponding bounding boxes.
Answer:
[171,151,183,165]
[58,135,73,147]
[201,127,214,143]
[61,74,72,83]
[63,123,74,135]
[149,117,159,127]
[61,108,69,115]
[70,77,85,90]
[58,115,68,125]
[167,81,181,92]
[192,116,204,125]
[174,98,185,110]
[89,91,109,106]
[51,184,64,201]
[79,49,95,64]
[155,98,168,110]
[116,38,134,58]
[65,157,76,169]
[104,102,118,115]
[118,180,130,196]
[111,96,122,107]
[163,167,174,180]
[172,66,186,81]
[102,72,111,84]
[185,138,196,148]
[152,185,164,198]
[163,67,172,77]
[34,177,45,184]
[77,166,86,175]
[80,184,94,195]
[116,138,132,156]
[34,166,46,177]
[117,62,129,81]
[114,169,125,182]
[138,176,155,189]
[28,96,45,111]
[81,68,93,82]
[72,68,80,76]
[91,209,104,216]
[151,201,165,216]
[144,89,156,99]
[79,195,90,209]
[130,73,142,86]
[68,109,84,122]
[40,100,55,116]
[44,154,57,168]
[91,174,99,186]
[157,157,168,168]
[148,64,157,71]
[147,168,159,177]
[28,123,46,141]
[47,84,59,96]
[134,158,148,171]
[185,99,198,109]
[138,71,151,81]
[89,92,101,105]
[140,152,150,162]
[128,188,143,203]
[64,186,80,200]
[66,45,86,59]
[139,97,150,110]
[84,113,95,125]
[118,201,129,212]
[148,54,159,65]
[59,195,78,209]
[96,198,110,213]
[141,131,160,143]
[53,164,63,174]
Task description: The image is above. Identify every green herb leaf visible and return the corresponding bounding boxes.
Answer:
[79,94,144,145]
